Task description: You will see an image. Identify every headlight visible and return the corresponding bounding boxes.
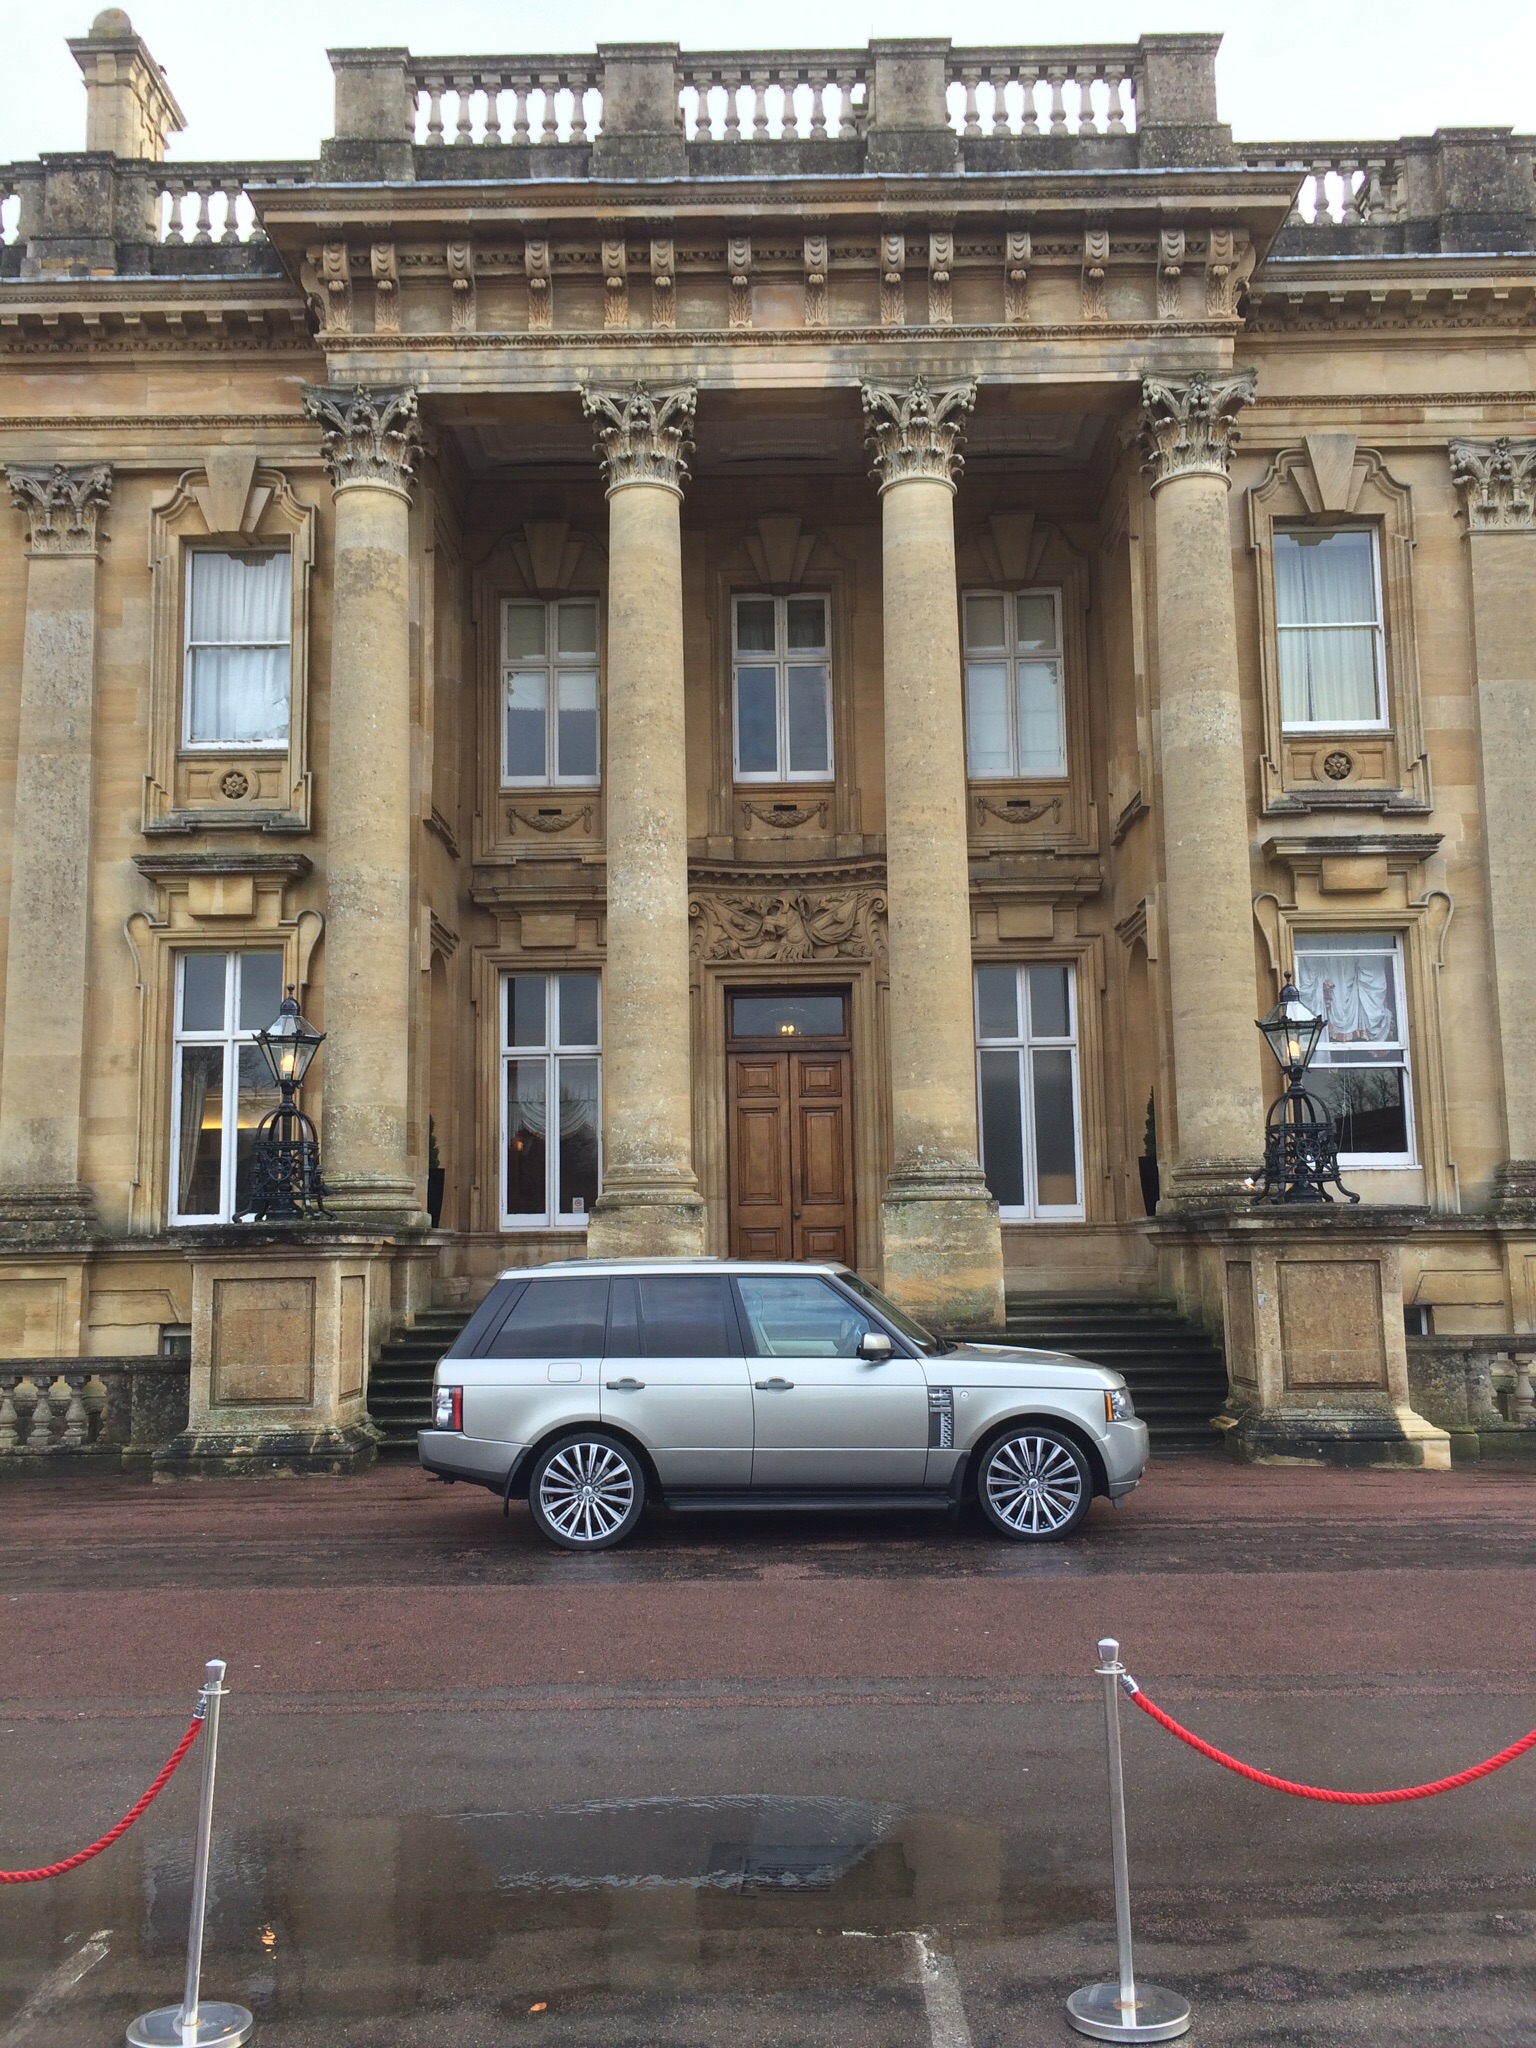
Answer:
[1105,1387,1135,1423]
[434,1385,463,1431]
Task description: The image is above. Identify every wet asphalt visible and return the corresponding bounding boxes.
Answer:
[2,1453,1536,2045]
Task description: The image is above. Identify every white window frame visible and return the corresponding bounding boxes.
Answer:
[1274,525,1388,733]
[181,545,293,752]
[501,597,602,788]
[499,971,603,1230]
[974,962,1085,1221]
[731,591,834,784]
[168,950,286,1225]
[1293,931,1417,1168]
[962,586,1067,781]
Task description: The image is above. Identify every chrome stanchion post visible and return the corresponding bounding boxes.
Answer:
[127,1661,254,2048]
[1067,1637,1190,2043]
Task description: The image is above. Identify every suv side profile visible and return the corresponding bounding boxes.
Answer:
[419,1260,1148,1550]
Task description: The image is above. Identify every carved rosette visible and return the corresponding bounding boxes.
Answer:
[6,463,113,555]
[860,376,978,493]
[689,889,887,965]
[302,384,422,497]
[1137,369,1257,491]
[581,384,698,497]
[1449,438,1536,532]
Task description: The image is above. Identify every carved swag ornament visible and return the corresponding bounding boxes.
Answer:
[1449,437,1536,532]
[580,384,698,495]
[690,890,887,964]
[860,376,978,491]
[6,462,113,554]
[1137,369,1257,489]
[302,384,422,495]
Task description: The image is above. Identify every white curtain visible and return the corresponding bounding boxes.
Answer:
[1274,531,1379,725]
[187,551,290,745]
[1295,946,1396,1050]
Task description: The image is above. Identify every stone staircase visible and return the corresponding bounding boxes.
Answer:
[367,1307,472,1453]
[991,1293,1228,1451]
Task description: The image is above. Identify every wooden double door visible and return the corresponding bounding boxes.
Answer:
[728,1020,855,1265]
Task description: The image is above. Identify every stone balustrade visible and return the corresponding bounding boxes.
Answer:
[0,1358,190,1469]
[411,59,605,147]
[155,164,311,243]
[945,51,1138,138]
[1240,144,1406,227]
[678,55,870,142]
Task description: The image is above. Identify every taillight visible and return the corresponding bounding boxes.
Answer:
[434,1385,463,1431]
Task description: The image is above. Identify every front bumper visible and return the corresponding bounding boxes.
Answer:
[1101,1417,1150,1498]
[418,1429,522,1488]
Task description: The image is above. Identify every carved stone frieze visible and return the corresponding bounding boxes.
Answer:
[507,803,597,835]
[1003,228,1030,323]
[1157,228,1184,321]
[1138,368,1257,489]
[880,232,905,327]
[974,794,1060,830]
[650,238,675,329]
[525,237,552,329]
[1081,226,1109,321]
[302,384,422,496]
[6,462,113,554]
[740,799,830,830]
[446,239,476,333]
[861,376,977,492]
[300,241,352,335]
[803,235,829,328]
[581,383,698,496]
[689,887,887,964]
[370,242,400,335]
[1449,437,1536,532]
[928,231,954,327]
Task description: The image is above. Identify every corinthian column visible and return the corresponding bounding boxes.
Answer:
[302,384,423,1223]
[1450,437,1536,1212]
[580,384,705,1257]
[862,377,1004,1328]
[1139,368,1262,1203]
[0,463,113,1242]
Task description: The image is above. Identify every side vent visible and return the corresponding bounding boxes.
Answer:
[927,1386,955,1450]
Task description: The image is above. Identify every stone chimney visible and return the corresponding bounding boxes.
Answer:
[66,8,185,161]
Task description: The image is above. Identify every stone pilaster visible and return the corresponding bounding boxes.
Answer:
[863,377,1004,1329]
[302,384,423,1225]
[1139,368,1264,1207]
[580,384,706,1258]
[1450,437,1536,1214]
[0,462,113,1244]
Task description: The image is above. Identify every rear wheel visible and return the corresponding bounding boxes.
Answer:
[976,1427,1091,1542]
[527,1431,646,1551]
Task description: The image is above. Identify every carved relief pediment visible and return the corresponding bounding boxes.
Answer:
[689,867,887,965]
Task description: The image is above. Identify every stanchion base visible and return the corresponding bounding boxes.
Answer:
[127,2002,254,2046]
[1067,1980,1191,2042]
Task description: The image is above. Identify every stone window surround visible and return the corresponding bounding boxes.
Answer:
[498,966,603,1231]
[124,855,321,1234]
[1246,444,1430,817]
[143,465,316,836]
[973,956,1087,1222]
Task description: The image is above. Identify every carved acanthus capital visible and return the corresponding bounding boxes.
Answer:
[1137,369,1257,491]
[1449,437,1536,532]
[861,376,977,492]
[302,384,422,497]
[581,383,697,496]
[6,463,113,555]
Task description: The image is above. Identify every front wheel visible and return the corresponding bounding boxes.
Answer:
[527,1431,646,1551]
[976,1427,1092,1542]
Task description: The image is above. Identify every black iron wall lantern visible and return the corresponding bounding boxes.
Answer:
[249,988,331,1219]
[1253,979,1359,1205]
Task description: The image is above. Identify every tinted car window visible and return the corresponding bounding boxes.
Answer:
[735,1274,878,1358]
[620,1275,738,1358]
[446,1280,527,1359]
[486,1276,609,1357]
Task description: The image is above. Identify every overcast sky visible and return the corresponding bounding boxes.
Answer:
[6,0,1533,162]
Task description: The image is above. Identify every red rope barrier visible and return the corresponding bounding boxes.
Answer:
[1126,1679,1536,1805]
[0,1716,202,1883]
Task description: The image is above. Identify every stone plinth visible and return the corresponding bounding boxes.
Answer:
[1161,1208,1451,1467]
[153,1233,394,1477]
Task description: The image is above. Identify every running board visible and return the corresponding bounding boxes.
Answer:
[662,1490,952,1513]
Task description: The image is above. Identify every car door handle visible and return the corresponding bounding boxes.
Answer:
[754,1377,795,1391]
[605,1378,645,1391]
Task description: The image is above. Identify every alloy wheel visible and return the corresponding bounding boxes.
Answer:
[983,1432,1086,1537]
[537,1440,637,1545]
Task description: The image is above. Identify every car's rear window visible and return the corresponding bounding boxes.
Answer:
[481,1276,610,1358]
[607,1274,740,1358]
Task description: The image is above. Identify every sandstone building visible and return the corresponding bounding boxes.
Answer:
[2,14,1534,1469]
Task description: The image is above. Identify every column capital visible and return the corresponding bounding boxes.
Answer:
[1137,368,1256,491]
[1449,437,1536,532]
[860,375,977,492]
[6,463,113,556]
[580,383,697,496]
[302,384,421,497]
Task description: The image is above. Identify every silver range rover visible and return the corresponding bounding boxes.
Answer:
[419,1260,1149,1550]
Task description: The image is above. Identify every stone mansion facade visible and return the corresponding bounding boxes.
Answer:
[2,13,1534,1468]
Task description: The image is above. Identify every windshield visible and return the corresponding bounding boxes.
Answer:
[837,1270,949,1354]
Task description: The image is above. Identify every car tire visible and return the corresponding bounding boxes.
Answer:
[527,1431,646,1551]
[976,1426,1092,1542]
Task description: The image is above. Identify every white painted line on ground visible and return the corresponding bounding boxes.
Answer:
[908,1930,975,2048]
[0,1929,111,2048]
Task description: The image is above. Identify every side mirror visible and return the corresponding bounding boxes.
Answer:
[857,1329,894,1362]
